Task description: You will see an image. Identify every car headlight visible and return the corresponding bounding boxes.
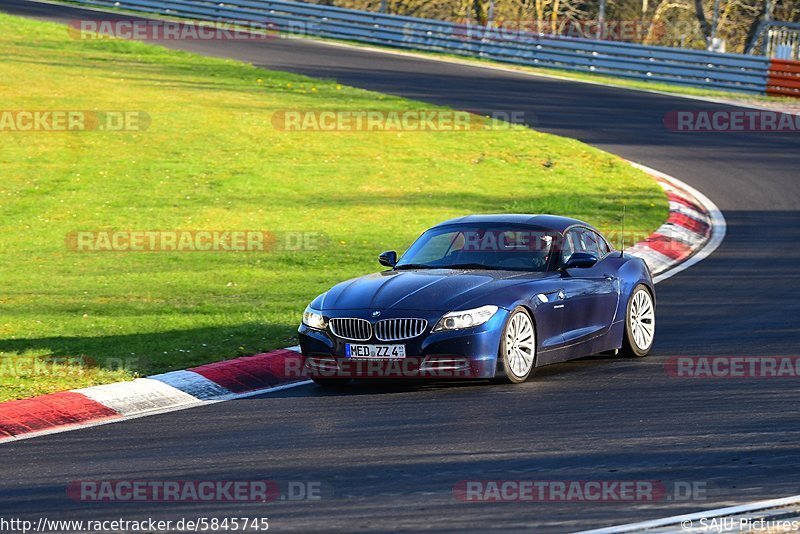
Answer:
[434,305,499,331]
[302,306,327,330]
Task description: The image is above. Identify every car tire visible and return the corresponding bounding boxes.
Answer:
[311,377,352,387]
[621,284,655,357]
[497,306,537,384]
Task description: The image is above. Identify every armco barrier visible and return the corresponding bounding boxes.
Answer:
[68,0,771,94]
[767,59,800,97]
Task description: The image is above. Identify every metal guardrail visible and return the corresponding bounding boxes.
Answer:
[69,0,770,94]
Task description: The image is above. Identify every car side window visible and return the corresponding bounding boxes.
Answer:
[578,228,602,258]
[592,230,611,256]
[560,229,580,267]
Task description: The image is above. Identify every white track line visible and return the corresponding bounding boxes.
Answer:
[574,495,800,533]
[0,380,314,444]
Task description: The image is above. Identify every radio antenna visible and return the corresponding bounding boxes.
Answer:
[619,205,626,257]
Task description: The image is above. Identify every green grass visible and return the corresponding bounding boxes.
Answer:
[0,13,668,401]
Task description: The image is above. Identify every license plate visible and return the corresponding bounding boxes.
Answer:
[345,343,406,359]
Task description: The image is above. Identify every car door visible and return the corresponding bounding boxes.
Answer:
[560,228,620,344]
[529,282,567,353]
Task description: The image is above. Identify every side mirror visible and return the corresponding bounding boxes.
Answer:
[379,250,397,268]
[563,252,598,269]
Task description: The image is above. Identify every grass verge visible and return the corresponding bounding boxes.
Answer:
[0,12,667,401]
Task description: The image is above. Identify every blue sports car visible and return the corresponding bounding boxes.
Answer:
[298,215,655,386]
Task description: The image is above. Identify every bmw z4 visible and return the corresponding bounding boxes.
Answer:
[298,214,655,385]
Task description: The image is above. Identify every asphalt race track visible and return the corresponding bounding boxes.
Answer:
[1,1,800,531]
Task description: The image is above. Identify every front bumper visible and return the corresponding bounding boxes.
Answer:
[297,309,508,379]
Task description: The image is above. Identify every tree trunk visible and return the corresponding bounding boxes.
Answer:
[743,0,767,53]
[694,0,712,40]
[551,0,561,34]
[473,0,487,25]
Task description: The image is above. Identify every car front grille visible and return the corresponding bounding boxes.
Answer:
[327,317,428,341]
[329,318,372,341]
[375,318,428,341]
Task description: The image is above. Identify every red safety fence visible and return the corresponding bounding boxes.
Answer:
[767,59,800,97]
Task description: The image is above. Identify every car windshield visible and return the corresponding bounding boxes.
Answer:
[395,225,555,272]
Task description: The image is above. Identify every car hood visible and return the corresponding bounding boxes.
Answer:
[318,269,553,312]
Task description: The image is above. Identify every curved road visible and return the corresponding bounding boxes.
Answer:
[2,1,800,532]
